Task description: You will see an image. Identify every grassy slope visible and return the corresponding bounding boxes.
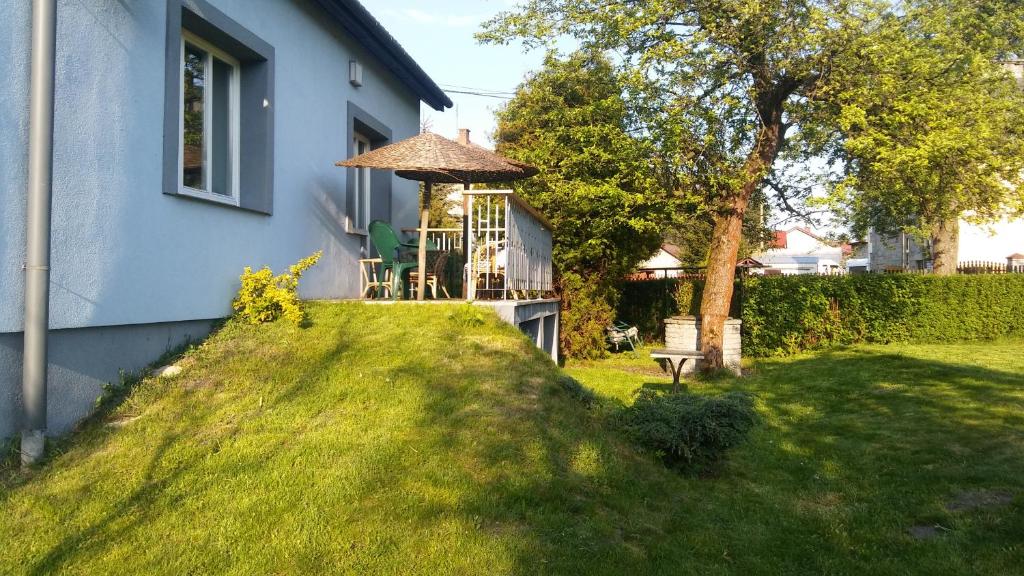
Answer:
[2,302,1023,575]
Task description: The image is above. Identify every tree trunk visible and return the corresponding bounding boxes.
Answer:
[699,196,750,369]
[699,115,785,369]
[930,217,959,275]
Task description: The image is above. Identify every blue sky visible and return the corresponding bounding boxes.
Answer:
[368,0,546,148]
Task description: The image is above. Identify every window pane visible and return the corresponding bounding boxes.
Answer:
[360,167,370,229]
[182,43,206,190]
[353,135,371,230]
[211,56,232,197]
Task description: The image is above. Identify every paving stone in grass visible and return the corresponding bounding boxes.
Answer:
[946,490,1015,513]
[908,525,943,540]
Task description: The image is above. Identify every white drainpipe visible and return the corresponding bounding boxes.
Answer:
[22,0,57,466]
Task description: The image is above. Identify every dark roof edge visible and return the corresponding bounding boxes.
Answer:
[311,0,453,111]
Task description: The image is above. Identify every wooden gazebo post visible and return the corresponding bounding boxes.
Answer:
[416,181,432,300]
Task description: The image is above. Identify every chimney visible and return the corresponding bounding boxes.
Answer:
[457,128,470,145]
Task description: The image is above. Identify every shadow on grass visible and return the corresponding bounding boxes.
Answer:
[392,341,1024,574]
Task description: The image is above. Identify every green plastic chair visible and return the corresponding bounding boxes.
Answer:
[368,220,419,299]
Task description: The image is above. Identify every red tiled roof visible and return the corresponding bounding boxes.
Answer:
[793,226,827,243]
[770,230,787,249]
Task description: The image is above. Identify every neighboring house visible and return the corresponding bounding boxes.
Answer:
[861,217,1024,272]
[635,244,686,278]
[1,0,453,438]
[752,228,849,275]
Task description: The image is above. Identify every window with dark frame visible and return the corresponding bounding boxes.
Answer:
[163,0,275,214]
[180,30,240,204]
[350,132,372,233]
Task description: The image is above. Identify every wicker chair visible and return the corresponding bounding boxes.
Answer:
[409,250,451,299]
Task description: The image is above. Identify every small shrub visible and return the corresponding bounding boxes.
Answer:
[233,251,322,325]
[620,389,758,472]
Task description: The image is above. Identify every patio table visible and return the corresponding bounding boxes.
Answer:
[650,349,704,392]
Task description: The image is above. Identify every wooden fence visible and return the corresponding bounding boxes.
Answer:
[956,261,1024,274]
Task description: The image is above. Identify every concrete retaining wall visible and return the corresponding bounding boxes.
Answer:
[475,299,560,363]
[1,319,215,438]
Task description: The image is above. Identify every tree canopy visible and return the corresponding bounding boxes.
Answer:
[493,51,679,358]
[494,51,675,281]
[806,1,1024,272]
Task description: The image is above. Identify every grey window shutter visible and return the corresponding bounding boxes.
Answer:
[238,59,274,215]
[371,170,391,223]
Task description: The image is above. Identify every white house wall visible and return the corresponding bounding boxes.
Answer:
[957,217,1024,261]
[867,217,1024,270]
[638,249,683,270]
[753,228,844,274]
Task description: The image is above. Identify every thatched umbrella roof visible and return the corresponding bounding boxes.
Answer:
[335,131,537,183]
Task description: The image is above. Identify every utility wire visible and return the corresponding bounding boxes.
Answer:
[439,83,516,95]
[443,89,513,100]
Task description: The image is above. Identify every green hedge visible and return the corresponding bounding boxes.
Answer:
[618,278,740,343]
[619,274,1024,356]
[617,280,680,342]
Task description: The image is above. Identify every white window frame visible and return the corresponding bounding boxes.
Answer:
[348,132,372,234]
[178,30,241,206]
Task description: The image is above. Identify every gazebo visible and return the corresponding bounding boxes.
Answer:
[337,132,538,300]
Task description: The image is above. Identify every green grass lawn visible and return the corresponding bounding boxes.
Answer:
[2,303,1023,575]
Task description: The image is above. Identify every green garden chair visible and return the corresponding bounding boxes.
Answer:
[368,220,419,299]
[606,321,640,352]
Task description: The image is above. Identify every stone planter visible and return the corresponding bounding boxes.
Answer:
[664,316,742,375]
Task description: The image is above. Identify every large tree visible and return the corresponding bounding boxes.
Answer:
[493,51,676,357]
[806,2,1024,273]
[481,0,885,367]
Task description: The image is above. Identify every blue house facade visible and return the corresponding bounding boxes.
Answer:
[1,0,451,438]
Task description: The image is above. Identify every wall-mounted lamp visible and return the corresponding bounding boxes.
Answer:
[349,60,363,87]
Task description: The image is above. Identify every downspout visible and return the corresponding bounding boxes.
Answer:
[22,0,57,466]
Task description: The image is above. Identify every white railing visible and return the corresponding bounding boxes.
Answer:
[401,227,463,252]
[402,191,553,301]
[465,190,553,300]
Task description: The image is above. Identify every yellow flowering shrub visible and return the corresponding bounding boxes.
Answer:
[232,251,322,325]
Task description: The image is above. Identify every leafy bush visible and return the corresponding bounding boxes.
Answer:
[616,280,680,342]
[233,251,322,325]
[559,272,617,359]
[620,389,758,472]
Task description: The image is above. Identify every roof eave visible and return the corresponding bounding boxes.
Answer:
[312,0,453,111]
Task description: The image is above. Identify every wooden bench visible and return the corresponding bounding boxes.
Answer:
[650,348,704,392]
